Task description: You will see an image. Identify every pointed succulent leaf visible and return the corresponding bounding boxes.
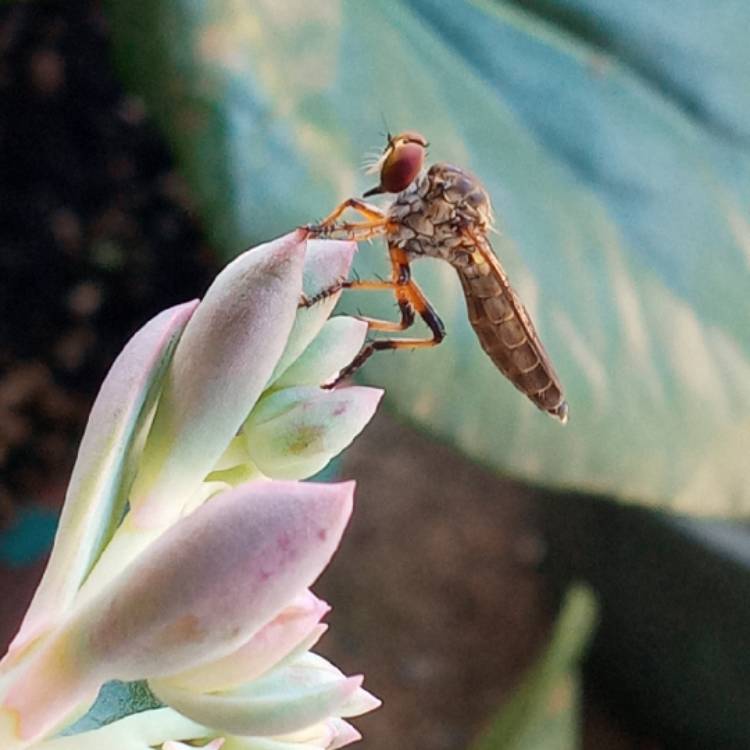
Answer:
[1,481,353,746]
[8,301,198,659]
[68,466,209,612]
[279,653,381,718]
[244,386,383,480]
[162,591,330,692]
[149,641,377,740]
[149,675,363,739]
[75,478,233,613]
[272,718,361,750]
[337,687,381,719]
[269,240,356,385]
[268,627,329,678]
[130,232,306,529]
[83,481,352,678]
[326,719,363,750]
[271,318,368,390]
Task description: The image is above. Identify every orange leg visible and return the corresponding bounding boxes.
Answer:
[323,280,445,387]
[299,244,408,307]
[340,278,416,333]
[314,220,390,242]
[304,198,394,241]
[314,197,386,226]
[300,274,416,331]
[309,244,446,387]
[366,271,445,350]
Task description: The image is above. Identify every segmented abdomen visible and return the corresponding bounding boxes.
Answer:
[456,252,568,423]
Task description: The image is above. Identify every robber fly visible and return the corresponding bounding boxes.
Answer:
[301,131,568,423]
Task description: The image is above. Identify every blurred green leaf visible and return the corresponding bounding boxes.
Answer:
[106,0,750,515]
[542,495,750,747]
[472,585,597,750]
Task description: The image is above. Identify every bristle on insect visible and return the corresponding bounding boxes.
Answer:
[363,154,387,175]
[360,144,386,173]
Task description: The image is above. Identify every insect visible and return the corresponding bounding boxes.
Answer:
[301,131,568,423]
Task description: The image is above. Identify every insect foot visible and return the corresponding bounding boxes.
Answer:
[302,221,333,238]
[298,275,349,308]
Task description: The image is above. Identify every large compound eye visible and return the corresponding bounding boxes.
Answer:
[362,131,428,197]
[380,137,426,193]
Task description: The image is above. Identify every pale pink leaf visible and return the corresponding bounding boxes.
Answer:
[244,386,383,480]
[8,301,198,657]
[130,232,306,528]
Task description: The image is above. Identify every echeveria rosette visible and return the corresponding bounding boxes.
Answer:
[0,231,381,749]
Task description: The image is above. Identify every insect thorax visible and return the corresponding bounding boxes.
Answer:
[387,163,493,263]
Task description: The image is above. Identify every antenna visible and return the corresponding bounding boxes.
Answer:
[379,112,392,143]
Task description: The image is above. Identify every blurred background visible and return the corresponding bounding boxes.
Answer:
[1,2,749,748]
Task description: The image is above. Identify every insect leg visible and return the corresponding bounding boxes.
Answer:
[324,247,446,387]
[308,286,415,329]
[361,298,415,332]
[300,273,416,331]
[299,277,395,308]
[348,249,417,331]
[311,198,386,227]
[304,198,393,241]
[402,279,446,344]
[299,243,410,312]
[305,219,391,242]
